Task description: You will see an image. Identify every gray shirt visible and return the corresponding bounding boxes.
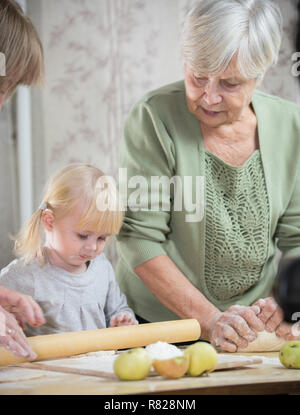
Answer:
[0,253,136,336]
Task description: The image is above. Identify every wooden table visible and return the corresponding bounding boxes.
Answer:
[0,351,300,395]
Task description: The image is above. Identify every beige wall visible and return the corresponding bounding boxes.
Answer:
[0,0,299,268]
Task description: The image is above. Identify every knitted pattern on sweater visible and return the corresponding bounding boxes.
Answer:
[204,149,269,301]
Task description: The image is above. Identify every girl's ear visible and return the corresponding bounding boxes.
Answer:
[41,209,55,232]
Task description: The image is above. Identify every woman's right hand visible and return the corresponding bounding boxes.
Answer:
[207,305,265,352]
[0,305,37,360]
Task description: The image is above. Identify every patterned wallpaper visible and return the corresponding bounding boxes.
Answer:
[37,0,191,177]
[0,0,298,268]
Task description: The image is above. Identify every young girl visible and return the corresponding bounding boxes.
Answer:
[0,163,137,336]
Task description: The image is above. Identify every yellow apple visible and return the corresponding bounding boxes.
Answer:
[279,341,300,369]
[152,355,190,379]
[113,347,152,380]
[184,341,218,376]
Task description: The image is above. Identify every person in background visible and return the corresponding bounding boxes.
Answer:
[116,0,300,352]
[0,163,138,336]
[0,0,45,359]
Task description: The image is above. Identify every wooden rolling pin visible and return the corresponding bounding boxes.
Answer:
[0,319,200,367]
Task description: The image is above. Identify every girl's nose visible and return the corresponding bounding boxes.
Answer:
[85,239,97,251]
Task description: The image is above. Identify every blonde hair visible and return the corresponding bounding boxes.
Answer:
[0,0,44,97]
[14,163,124,264]
[182,0,282,80]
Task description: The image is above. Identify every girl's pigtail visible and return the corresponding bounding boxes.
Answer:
[13,207,45,264]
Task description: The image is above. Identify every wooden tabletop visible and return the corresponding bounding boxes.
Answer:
[0,351,300,395]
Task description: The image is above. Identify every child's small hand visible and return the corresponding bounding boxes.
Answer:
[110,312,138,327]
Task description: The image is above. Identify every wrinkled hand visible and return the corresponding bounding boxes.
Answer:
[253,297,300,341]
[0,305,37,360]
[0,286,45,360]
[0,286,45,328]
[110,312,138,327]
[208,305,265,352]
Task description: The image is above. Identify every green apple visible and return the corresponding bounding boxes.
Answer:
[279,341,300,369]
[184,341,218,376]
[113,347,152,380]
[152,355,190,379]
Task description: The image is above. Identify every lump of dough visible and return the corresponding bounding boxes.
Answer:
[238,330,286,352]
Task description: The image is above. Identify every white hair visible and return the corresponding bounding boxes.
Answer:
[182,0,282,80]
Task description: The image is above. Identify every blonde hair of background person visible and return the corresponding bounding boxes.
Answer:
[0,0,44,107]
[0,0,45,360]
[0,163,138,336]
[14,163,124,265]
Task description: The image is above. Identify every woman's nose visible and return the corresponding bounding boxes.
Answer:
[203,79,222,105]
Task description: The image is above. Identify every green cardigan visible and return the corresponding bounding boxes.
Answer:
[116,80,300,322]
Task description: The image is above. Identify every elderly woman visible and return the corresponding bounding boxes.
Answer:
[0,0,45,358]
[116,0,300,352]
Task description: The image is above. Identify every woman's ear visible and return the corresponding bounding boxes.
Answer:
[255,71,267,89]
[41,209,55,232]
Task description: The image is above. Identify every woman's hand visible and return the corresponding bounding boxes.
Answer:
[0,305,37,359]
[0,286,45,360]
[0,286,45,328]
[252,297,300,341]
[110,312,138,327]
[208,305,265,352]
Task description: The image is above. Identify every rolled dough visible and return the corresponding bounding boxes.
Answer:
[238,330,286,352]
[0,367,46,383]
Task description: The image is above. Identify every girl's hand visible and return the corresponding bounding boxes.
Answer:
[208,305,265,352]
[110,312,138,327]
[252,297,300,341]
[0,305,37,360]
[0,286,45,327]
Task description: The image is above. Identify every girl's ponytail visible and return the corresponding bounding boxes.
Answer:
[13,207,44,264]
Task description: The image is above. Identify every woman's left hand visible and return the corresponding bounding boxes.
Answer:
[110,312,138,327]
[252,297,300,341]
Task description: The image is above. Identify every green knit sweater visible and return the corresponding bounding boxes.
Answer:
[204,150,269,301]
[116,80,300,322]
